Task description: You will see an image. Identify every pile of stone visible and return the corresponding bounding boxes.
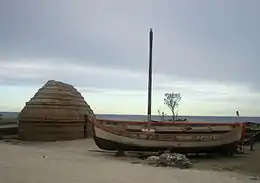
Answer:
[146,152,192,169]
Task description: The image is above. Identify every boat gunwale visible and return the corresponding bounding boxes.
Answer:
[92,118,244,126]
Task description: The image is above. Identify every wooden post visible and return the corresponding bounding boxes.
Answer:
[147,28,153,122]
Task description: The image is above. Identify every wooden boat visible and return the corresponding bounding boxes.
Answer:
[90,117,245,153]
[90,29,244,153]
[244,122,260,133]
[243,122,260,143]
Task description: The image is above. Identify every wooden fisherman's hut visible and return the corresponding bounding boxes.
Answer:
[18,80,94,141]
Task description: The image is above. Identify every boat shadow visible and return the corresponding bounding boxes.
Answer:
[88,148,249,163]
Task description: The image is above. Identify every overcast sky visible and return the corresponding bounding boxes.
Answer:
[0,0,259,116]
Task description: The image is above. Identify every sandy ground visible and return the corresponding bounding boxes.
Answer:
[0,139,260,183]
[191,144,260,176]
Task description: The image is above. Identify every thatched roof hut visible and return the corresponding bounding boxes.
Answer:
[18,80,94,141]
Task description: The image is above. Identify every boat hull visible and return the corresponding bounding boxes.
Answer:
[90,118,244,153]
[93,135,238,153]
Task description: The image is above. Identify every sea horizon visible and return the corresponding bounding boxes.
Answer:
[1,111,260,123]
[1,111,260,118]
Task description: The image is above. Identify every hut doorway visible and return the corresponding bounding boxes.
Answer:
[84,115,88,138]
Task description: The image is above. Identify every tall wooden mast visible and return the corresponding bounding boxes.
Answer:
[147,28,153,122]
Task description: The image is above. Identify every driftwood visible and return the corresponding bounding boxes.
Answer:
[18,80,94,141]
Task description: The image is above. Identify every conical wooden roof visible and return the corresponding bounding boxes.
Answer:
[18,80,94,141]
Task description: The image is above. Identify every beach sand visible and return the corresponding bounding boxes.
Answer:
[0,139,259,183]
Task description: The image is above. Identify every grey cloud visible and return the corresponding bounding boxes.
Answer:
[0,0,260,89]
[0,62,149,91]
[80,88,107,94]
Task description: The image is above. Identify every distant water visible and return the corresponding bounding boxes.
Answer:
[96,114,260,123]
[1,112,260,123]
